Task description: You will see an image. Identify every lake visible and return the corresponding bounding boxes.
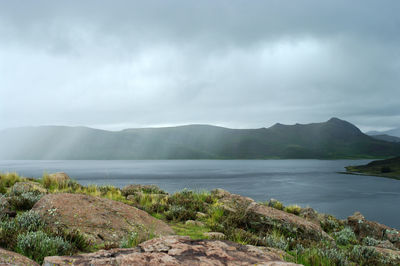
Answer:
[1,159,399,229]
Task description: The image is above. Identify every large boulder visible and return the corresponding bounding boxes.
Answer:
[0,247,39,266]
[9,181,47,196]
[43,235,300,265]
[212,189,332,242]
[347,212,400,249]
[32,193,174,246]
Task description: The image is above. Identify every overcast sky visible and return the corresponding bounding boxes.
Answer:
[1,1,399,132]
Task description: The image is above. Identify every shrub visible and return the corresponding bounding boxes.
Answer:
[0,219,18,249]
[16,210,44,232]
[62,229,92,252]
[284,205,301,215]
[362,236,380,246]
[120,231,140,248]
[8,192,43,210]
[350,245,384,265]
[120,228,156,248]
[267,199,284,210]
[381,167,392,173]
[334,227,357,246]
[16,231,72,264]
[166,205,195,221]
[320,215,341,233]
[263,230,290,250]
[166,190,214,221]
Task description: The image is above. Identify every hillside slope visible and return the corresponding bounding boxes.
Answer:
[1,118,400,159]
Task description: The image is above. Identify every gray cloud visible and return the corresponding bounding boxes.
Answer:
[0,0,399,132]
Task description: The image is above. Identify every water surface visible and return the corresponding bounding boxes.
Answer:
[1,159,399,229]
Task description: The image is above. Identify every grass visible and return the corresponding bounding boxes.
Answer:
[171,223,210,240]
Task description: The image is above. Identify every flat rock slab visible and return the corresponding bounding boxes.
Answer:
[33,193,174,245]
[0,248,39,266]
[43,236,300,266]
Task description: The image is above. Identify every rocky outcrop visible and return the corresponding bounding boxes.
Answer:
[347,212,400,249]
[43,235,300,265]
[0,247,39,266]
[47,172,71,184]
[32,193,174,246]
[9,181,47,196]
[212,189,332,242]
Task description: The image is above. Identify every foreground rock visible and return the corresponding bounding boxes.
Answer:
[43,235,300,265]
[33,193,174,246]
[212,189,332,242]
[347,212,400,249]
[0,247,39,266]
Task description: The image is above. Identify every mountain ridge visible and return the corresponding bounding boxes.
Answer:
[1,118,399,160]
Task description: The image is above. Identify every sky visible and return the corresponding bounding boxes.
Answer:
[0,1,399,132]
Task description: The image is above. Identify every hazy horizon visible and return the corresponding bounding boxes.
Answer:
[1,1,399,132]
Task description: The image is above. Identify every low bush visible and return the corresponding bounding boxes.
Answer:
[59,229,92,252]
[16,210,44,232]
[267,199,284,210]
[0,219,18,249]
[284,205,301,215]
[8,192,43,211]
[334,227,357,246]
[350,245,384,265]
[263,230,290,250]
[16,231,72,264]
[166,190,214,221]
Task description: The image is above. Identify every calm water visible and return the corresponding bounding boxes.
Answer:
[1,159,399,229]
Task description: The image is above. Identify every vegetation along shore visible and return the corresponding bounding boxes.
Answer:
[345,157,400,180]
[1,172,400,265]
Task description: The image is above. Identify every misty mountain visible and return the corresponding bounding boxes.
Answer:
[367,127,400,138]
[370,134,400,143]
[1,118,400,160]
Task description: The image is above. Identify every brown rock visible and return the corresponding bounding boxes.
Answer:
[347,212,400,249]
[0,248,39,266]
[212,189,332,242]
[9,181,47,196]
[47,172,71,183]
[43,236,301,265]
[203,232,226,239]
[299,207,319,225]
[32,193,174,246]
[185,220,205,227]
[373,247,400,264]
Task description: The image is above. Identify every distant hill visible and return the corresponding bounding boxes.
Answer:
[370,134,400,143]
[1,118,400,159]
[367,127,400,138]
[345,157,400,180]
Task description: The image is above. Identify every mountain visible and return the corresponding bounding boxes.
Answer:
[370,134,400,143]
[367,127,400,138]
[1,118,400,159]
[346,156,400,180]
